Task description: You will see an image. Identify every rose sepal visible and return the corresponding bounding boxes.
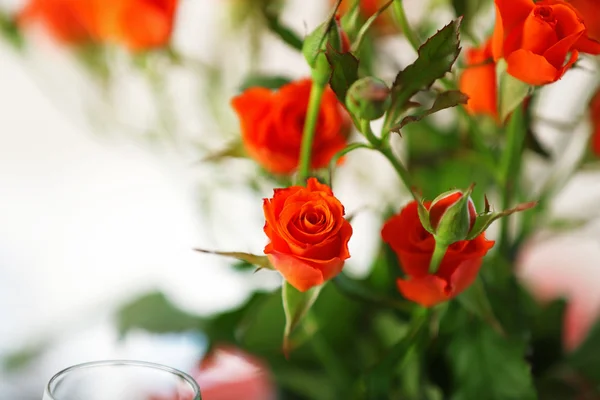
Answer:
[194,248,274,272]
[429,184,476,245]
[465,198,537,241]
[282,281,323,357]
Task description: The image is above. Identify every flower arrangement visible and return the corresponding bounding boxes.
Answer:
[3,0,600,398]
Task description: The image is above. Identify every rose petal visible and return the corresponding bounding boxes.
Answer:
[543,30,584,68]
[521,8,559,55]
[266,251,325,292]
[447,257,484,296]
[396,275,450,307]
[505,48,560,84]
[495,0,534,33]
[492,4,506,60]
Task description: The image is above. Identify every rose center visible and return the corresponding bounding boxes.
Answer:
[534,6,557,27]
[305,211,321,225]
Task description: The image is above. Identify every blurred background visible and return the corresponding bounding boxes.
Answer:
[1,0,600,398]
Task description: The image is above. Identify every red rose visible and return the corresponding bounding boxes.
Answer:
[231,79,350,175]
[459,39,498,120]
[381,201,495,307]
[263,178,352,292]
[19,0,97,44]
[96,0,178,51]
[19,0,178,50]
[590,89,600,157]
[492,0,600,85]
[568,0,600,42]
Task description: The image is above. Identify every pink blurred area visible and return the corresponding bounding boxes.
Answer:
[518,235,600,351]
[193,346,276,400]
[148,346,275,400]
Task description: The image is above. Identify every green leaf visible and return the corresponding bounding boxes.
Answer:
[530,299,567,376]
[366,308,430,399]
[497,59,532,122]
[282,281,323,356]
[262,10,303,51]
[391,90,469,132]
[350,0,393,53]
[325,46,360,105]
[332,271,412,314]
[466,201,537,240]
[386,19,462,131]
[302,0,342,68]
[456,277,504,335]
[569,318,600,383]
[194,248,273,271]
[117,292,201,336]
[0,12,24,50]
[448,318,537,400]
[238,75,292,92]
[199,140,247,163]
[451,0,487,32]
[2,343,47,371]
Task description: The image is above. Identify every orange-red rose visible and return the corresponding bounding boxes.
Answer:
[492,0,600,85]
[381,201,495,307]
[568,0,600,41]
[19,0,178,50]
[459,39,498,120]
[19,0,97,44]
[263,178,352,292]
[231,79,350,175]
[97,0,178,51]
[590,89,600,157]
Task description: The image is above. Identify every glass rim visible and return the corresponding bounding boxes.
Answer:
[46,359,201,399]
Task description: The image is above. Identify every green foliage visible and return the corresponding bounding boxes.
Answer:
[447,315,538,400]
[450,0,487,34]
[0,12,24,50]
[117,292,202,336]
[262,10,303,51]
[385,19,462,131]
[569,318,600,383]
[530,299,567,376]
[391,90,469,132]
[238,75,292,92]
[325,47,360,106]
[2,343,47,372]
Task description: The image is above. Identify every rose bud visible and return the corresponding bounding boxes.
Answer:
[346,77,391,120]
[382,201,495,307]
[425,189,477,245]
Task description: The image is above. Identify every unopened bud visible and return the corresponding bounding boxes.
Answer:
[427,189,477,244]
[346,77,391,120]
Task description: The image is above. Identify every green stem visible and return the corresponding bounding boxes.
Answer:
[304,313,350,391]
[298,82,326,183]
[498,105,526,256]
[429,241,448,274]
[392,0,420,52]
[379,146,416,198]
[359,119,415,198]
[360,119,381,146]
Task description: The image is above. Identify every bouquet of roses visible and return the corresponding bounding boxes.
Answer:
[4,0,600,398]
